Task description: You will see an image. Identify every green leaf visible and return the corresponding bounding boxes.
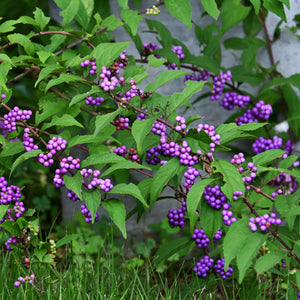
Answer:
[211,159,245,200]
[250,0,261,14]
[164,0,192,30]
[100,15,123,31]
[41,114,84,130]
[145,19,173,49]
[83,189,101,223]
[103,199,127,238]
[183,54,220,74]
[263,0,287,22]
[100,161,151,178]
[92,42,130,71]
[132,117,156,154]
[167,80,206,115]
[56,234,80,248]
[252,149,286,166]
[7,33,35,56]
[255,251,286,274]
[149,158,181,208]
[94,107,124,135]
[236,231,268,283]
[120,9,143,36]
[64,172,83,201]
[60,0,80,27]
[154,237,192,267]
[34,248,47,262]
[223,217,251,270]
[201,0,220,20]
[82,152,125,167]
[187,177,217,232]
[0,141,24,158]
[118,0,128,8]
[0,220,20,236]
[68,134,114,148]
[45,74,90,92]
[0,54,14,65]
[10,150,42,177]
[108,183,148,208]
[0,20,18,33]
[221,0,251,34]
[35,65,66,87]
[69,86,102,107]
[36,51,52,64]
[282,84,300,138]
[74,0,91,29]
[230,65,264,85]
[33,7,50,31]
[0,205,9,221]
[145,70,187,92]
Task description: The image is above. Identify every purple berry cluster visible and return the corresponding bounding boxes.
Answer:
[80,59,97,75]
[184,70,211,82]
[252,136,283,154]
[210,71,232,101]
[178,140,199,166]
[14,274,35,287]
[192,228,210,248]
[81,203,100,223]
[38,136,67,167]
[22,128,39,152]
[233,190,243,200]
[141,42,160,58]
[204,185,227,209]
[214,258,233,279]
[85,93,104,106]
[197,123,221,157]
[175,115,187,131]
[114,146,141,163]
[167,201,187,228]
[193,256,214,278]
[248,212,282,232]
[4,106,32,132]
[241,162,258,189]
[114,117,129,130]
[183,167,200,190]
[235,100,273,125]
[152,120,166,136]
[0,177,22,205]
[145,145,162,165]
[81,168,113,192]
[219,92,250,110]
[270,172,298,197]
[53,156,81,187]
[168,45,185,70]
[213,229,223,242]
[222,203,237,226]
[283,140,295,158]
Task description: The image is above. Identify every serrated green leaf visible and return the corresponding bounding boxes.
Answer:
[120,9,143,36]
[167,80,205,115]
[64,172,83,201]
[230,65,264,85]
[164,0,192,30]
[35,65,66,87]
[0,20,18,33]
[187,177,217,232]
[147,55,166,68]
[0,141,24,158]
[255,251,286,274]
[94,108,124,136]
[41,114,83,130]
[250,0,261,14]
[82,152,125,168]
[56,234,81,248]
[223,217,251,270]
[75,0,90,29]
[0,54,14,65]
[201,0,220,20]
[252,149,286,166]
[83,189,101,223]
[68,134,114,148]
[263,0,287,22]
[103,199,127,238]
[132,118,156,154]
[221,0,251,34]
[100,15,123,31]
[237,231,268,283]
[45,73,90,92]
[145,70,187,92]
[183,54,220,74]
[92,42,130,71]
[0,205,9,221]
[0,220,20,236]
[211,159,245,199]
[60,0,80,27]
[36,51,52,64]
[149,158,181,208]
[33,7,50,31]
[7,33,35,56]
[108,183,148,208]
[10,150,42,177]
